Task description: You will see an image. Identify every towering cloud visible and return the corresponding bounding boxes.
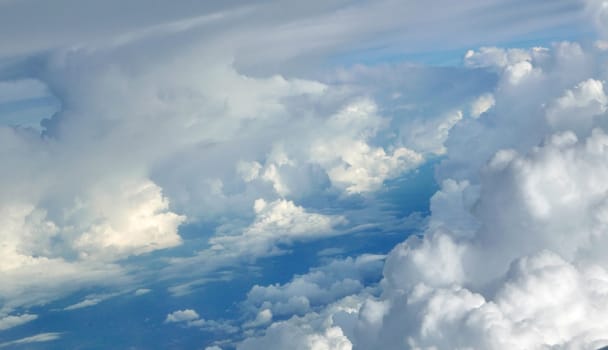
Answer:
[238,42,608,350]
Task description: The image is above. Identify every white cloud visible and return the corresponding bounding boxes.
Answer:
[165,308,238,334]
[63,292,121,311]
[0,314,37,331]
[238,300,358,350]
[401,110,463,156]
[245,254,384,318]
[165,309,200,324]
[546,79,608,134]
[470,93,495,118]
[208,198,347,257]
[0,333,61,348]
[0,0,596,346]
[73,180,185,259]
[310,99,423,194]
[243,309,273,329]
[134,288,151,296]
[0,255,126,313]
[63,298,103,311]
[240,42,608,350]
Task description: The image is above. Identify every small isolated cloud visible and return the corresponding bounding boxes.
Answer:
[165,309,237,334]
[134,288,151,296]
[63,298,103,311]
[63,292,121,311]
[0,314,37,331]
[165,309,200,324]
[0,333,61,348]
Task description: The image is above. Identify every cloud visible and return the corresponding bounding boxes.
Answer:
[238,295,364,350]
[470,93,495,118]
[0,1,595,347]
[0,6,500,314]
[244,255,384,318]
[72,180,185,259]
[165,309,200,324]
[546,78,608,134]
[0,333,61,348]
[134,288,151,296]
[167,199,349,281]
[243,309,273,329]
[237,42,608,350]
[165,309,238,334]
[63,298,103,311]
[210,198,347,255]
[0,314,37,331]
[63,292,122,311]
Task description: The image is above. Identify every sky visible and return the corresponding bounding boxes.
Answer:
[1,0,608,349]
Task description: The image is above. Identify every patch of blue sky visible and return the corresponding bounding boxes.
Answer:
[0,96,59,131]
[327,21,590,68]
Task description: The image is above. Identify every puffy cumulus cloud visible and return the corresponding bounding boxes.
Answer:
[165,197,353,295]
[243,309,273,329]
[0,197,129,312]
[310,99,423,194]
[238,296,364,350]
[0,177,179,311]
[205,346,223,350]
[426,179,479,239]
[356,46,608,349]
[210,198,347,255]
[464,46,547,85]
[242,324,352,350]
[165,309,200,324]
[546,79,608,134]
[318,142,422,194]
[468,130,608,271]
[0,0,593,346]
[353,251,608,350]
[438,42,598,182]
[166,309,238,334]
[464,46,542,70]
[0,7,499,313]
[470,93,495,118]
[233,98,425,198]
[72,180,185,259]
[245,255,384,318]
[239,43,608,350]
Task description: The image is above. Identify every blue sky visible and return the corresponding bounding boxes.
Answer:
[2,1,608,349]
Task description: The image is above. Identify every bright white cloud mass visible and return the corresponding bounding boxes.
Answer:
[0,0,607,349]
